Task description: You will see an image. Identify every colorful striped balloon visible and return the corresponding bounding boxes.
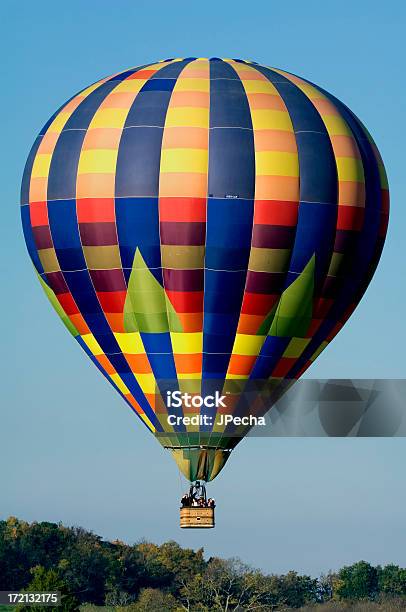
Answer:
[21,58,389,482]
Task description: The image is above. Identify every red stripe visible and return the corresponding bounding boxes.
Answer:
[77,198,115,223]
[30,201,48,227]
[97,291,126,312]
[336,206,364,231]
[159,197,206,222]
[166,290,203,312]
[254,200,298,226]
[379,213,389,237]
[272,357,296,377]
[57,293,80,315]
[241,292,279,315]
[128,69,157,80]
[381,189,390,213]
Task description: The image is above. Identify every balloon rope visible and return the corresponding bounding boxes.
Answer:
[176,462,185,496]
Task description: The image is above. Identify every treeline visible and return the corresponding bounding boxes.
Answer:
[1,517,406,611]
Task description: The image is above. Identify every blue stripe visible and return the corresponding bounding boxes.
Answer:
[254,66,338,292]
[116,61,192,197]
[241,65,339,381]
[48,199,86,271]
[114,60,193,392]
[21,135,44,274]
[203,60,255,380]
[286,86,383,380]
[46,71,139,353]
[115,197,162,283]
[47,66,149,200]
[21,204,44,275]
[250,337,290,379]
[76,335,160,428]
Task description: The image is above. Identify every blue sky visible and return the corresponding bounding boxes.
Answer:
[1,0,405,575]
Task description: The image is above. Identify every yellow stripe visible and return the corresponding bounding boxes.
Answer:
[171,332,203,353]
[165,107,209,128]
[114,79,148,93]
[31,154,52,178]
[255,151,299,176]
[80,81,108,97]
[322,115,353,137]
[81,334,103,355]
[174,78,209,92]
[113,332,145,354]
[135,373,156,394]
[250,109,293,131]
[78,149,118,174]
[232,334,266,356]
[271,71,324,99]
[226,373,249,380]
[242,80,278,94]
[89,108,129,129]
[38,249,59,273]
[283,337,311,358]
[160,148,208,173]
[177,373,202,380]
[47,112,71,134]
[110,374,130,394]
[310,341,328,361]
[140,413,155,431]
[336,157,364,182]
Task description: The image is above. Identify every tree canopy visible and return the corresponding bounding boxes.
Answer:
[1,517,406,611]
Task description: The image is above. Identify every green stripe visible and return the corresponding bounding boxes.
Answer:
[38,273,79,337]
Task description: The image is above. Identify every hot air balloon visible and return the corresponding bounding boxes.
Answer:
[21,58,389,528]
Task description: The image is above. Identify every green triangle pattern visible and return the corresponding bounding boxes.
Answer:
[124,248,183,333]
[269,254,315,337]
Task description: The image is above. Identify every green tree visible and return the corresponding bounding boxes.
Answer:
[132,587,178,611]
[0,517,74,591]
[377,564,406,597]
[335,561,378,600]
[57,527,112,604]
[275,571,319,608]
[103,544,144,599]
[180,557,283,611]
[18,565,79,612]
[154,540,206,594]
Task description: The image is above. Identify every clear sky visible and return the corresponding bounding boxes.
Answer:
[1,0,405,576]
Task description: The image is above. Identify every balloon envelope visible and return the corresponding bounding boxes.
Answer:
[21,58,389,481]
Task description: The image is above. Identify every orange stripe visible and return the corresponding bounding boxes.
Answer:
[236,313,264,334]
[69,314,90,334]
[162,127,208,149]
[76,173,116,198]
[330,135,362,158]
[124,353,153,374]
[82,128,122,150]
[339,181,366,207]
[174,353,203,373]
[247,93,286,110]
[177,312,203,332]
[103,313,125,333]
[169,91,210,107]
[95,354,116,375]
[159,172,207,198]
[254,130,297,152]
[255,175,300,201]
[102,92,140,107]
[228,354,258,375]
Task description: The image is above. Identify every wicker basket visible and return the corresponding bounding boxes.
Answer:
[180,506,215,528]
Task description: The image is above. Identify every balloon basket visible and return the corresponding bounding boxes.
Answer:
[180,506,215,529]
